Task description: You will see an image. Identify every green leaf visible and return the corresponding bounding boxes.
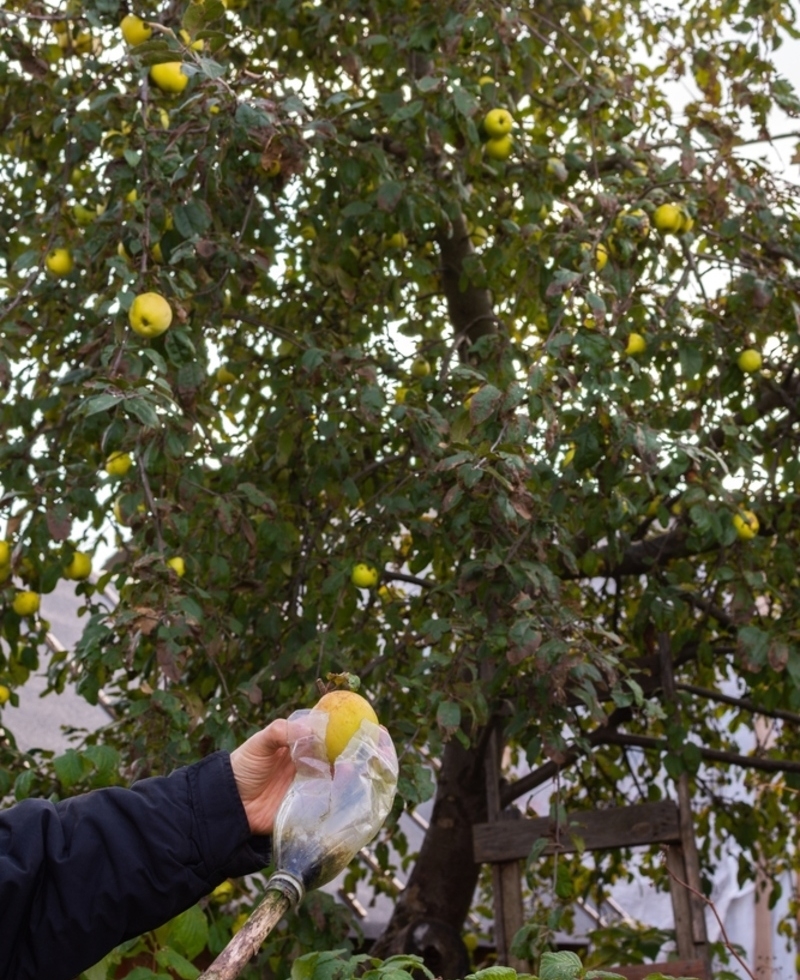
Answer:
[377,181,403,212]
[466,969,519,980]
[469,384,502,424]
[125,398,160,428]
[436,700,461,734]
[160,905,208,961]
[539,950,584,980]
[155,948,200,980]
[53,748,86,789]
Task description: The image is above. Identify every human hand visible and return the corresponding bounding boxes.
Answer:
[230,719,303,835]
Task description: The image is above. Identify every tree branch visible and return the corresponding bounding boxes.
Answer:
[601,730,800,776]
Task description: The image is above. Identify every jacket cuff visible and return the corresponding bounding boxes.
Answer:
[188,751,273,881]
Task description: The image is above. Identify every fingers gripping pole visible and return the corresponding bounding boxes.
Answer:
[197,873,304,980]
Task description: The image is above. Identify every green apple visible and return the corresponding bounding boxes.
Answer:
[483,108,514,138]
[351,563,379,588]
[737,349,762,373]
[411,356,431,378]
[484,135,513,160]
[129,291,173,338]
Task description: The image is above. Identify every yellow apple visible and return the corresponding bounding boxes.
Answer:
[216,365,237,384]
[13,591,40,617]
[0,684,10,706]
[625,332,646,355]
[105,451,133,477]
[385,231,407,249]
[167,556,185,577]
[484,135,513,160]
[0,541,10,566]
[300,224,317,241]
[64,552,92,580]
[73,203,97,225]
[653,203,683,234]
[150,62,188,94]
[483,108,514,137]
[411,356,431,378]
[469,224,489,247]
[737,349,762,373]
[179,29,205,51]
[120,14,152,45]
[129,291,173,338]
[210,880,234,903]
[479,75,495,87]
[733,509,759,540]
[312,689,379,762]
[45,248,74,277]
[394,386,409,404]
[581,242,608,272]
[351,563,379,588]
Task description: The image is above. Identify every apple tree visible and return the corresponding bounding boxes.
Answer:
[2,0,800,973]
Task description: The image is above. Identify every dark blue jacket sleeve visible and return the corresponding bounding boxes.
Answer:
[0,750,272,980]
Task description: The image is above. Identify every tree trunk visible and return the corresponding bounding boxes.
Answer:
[370,736,488,975]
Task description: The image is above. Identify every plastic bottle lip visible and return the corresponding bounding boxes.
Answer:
[267,870,305,907]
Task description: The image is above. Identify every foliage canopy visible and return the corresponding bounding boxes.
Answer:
[3,0,800,972]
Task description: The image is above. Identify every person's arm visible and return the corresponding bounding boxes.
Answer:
[0,723,295,980]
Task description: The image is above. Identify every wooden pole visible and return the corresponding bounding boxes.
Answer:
[658,633,711,972]
[485,721,529,972]
[198,873,303,980]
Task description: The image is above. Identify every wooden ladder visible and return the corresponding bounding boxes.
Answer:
[474,756,711,977]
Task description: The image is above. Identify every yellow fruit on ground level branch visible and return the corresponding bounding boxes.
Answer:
[653,203,683,234]
[483,108,514,138]
[733,509,759,540]
[210,880,234,903]
[737,348,762,373]
[105,451,133,477]
[64,552,92,580]
[13,591,40,617]
[150,62,189,94]
[351,563,379,588]
[45,248,74,277]
[0,684,10,706]
[120,14,152,45]
[313,690,379,762]
[129,292,173,338]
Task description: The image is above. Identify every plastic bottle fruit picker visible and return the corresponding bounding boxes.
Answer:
[199,691,397,980]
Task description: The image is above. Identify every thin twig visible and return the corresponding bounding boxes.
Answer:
[662,847,756,980]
